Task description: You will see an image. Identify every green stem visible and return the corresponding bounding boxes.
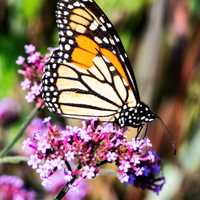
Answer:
[53,173,79,200]
[53,164,82,200]
[0,156,29,163]
[0,105,42,158]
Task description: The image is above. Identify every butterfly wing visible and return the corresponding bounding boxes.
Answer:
[41,0,140,121]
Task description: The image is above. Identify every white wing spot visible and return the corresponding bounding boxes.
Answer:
[101,26,106,31]
[99,16,105,23]
[67,30,73,36]
[103,37,109,44]
[68,5,74,9]
[107,23,112,28]
[114,35,120,42]
[102,55,110,63]
[109,66,115,71]
[120,55,125,62]
[73,1,80,6]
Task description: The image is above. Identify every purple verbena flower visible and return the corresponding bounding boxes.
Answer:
[17,44,55,106]
[119,160,131,173]
[24,44,36,54]
[22,138,32,150]
[37,139,51,153]
[82,166,95,179]
[25,92,35,102]
[23,117,165,195]
[0,175,36,200]
[65,151,75,161]
[106,152,117,162]
[31,82,41,95]
[64,171,73,182]
[42,116,52,124]
[20,78,31,90]
[16,56,25,65]
[27,154,41,169]
[36,165,49,177]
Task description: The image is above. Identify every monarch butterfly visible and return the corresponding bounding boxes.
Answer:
[41,0,176,154]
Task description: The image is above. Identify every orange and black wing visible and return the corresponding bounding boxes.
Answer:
[41,0,140,121]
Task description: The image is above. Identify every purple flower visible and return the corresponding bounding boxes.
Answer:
[0,175,36,200]
[25,92,35,102]
[64,171,73,182]
[44,160,54,170]
[16,56,25,65]
[20,78,31,90]
[28,154,41,169]
[148,150,155,162]
[37,140,51,153]
[119,161,131,173]
[52,158,65,169]
[31,82,41,95]
[65,151,75,161]
[79,130,91,142]
[144,138,152,147]
[22,138,32,150]
[23,118,165,194]
[128,138,140,150]
[27,54,37,63]
[118,173,129,183]
[42,116,52,124]
[41,178,51,187]
[106,152,117,162]
[24,44,36,54]
[131,155,140,166]
[152,163,161,174]
[36,165,48,177]
[17,44,52,106]
[82,166,95,179]
[143,165,151,177]
[135,167,145,176]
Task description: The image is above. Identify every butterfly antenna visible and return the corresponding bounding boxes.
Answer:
[155,114,176,156]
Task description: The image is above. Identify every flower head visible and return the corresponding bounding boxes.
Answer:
[17,44,55,106]
[24,44,36,54]
[23,117,165,195]
[0,175,36,200]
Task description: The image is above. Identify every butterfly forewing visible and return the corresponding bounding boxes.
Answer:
[41,0,139,121]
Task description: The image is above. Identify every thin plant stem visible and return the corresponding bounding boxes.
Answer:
[0,156,29,163]
[0,105,42,158]
[53,164,82,200]
[54,161,110,200]
[53,173,79,200]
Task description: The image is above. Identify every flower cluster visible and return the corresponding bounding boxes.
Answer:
[0,98,20,127]
[16,44,56,106]
[23,117,165,195]
[0,175,36,200]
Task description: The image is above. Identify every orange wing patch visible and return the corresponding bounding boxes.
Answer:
[71,35,100,69]
[101,48,129,85]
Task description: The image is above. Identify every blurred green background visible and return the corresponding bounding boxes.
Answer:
[1,0,200,199]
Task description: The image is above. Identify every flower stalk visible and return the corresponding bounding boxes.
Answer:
[0,105,42,158]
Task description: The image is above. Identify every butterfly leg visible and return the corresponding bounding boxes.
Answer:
[142,123,149,139]
[135,124,145,138]
[103,115,115,128]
